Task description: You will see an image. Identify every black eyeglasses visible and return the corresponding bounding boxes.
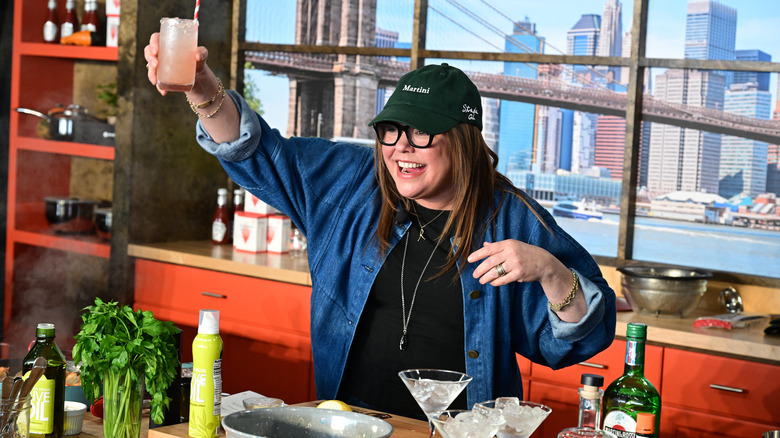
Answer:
[373,122,436,148]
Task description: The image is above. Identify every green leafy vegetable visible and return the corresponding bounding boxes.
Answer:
[73,298,180,425]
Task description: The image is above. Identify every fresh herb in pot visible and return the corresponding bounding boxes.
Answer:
[73,298,180,426]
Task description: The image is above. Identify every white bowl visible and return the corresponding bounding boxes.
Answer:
[64,401,87,435]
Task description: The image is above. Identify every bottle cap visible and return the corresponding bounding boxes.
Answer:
[636,412,655,433]
[36,323,56,336]
[581,373,604,387]
[218,188,228,195]
[626,322,647,339]
[198,310,220,334]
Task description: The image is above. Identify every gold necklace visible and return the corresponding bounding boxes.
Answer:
[414,206,446,241]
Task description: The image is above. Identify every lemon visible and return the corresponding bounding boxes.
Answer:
[316,400,352,411]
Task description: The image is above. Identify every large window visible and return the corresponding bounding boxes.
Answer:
[238,0,780,285]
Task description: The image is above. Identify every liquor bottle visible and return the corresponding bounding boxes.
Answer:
[43,0,59,43]
[60,0,78,39]
[23,323,67,438]
[558,374,615,437]
[189,310,223,438]
[212,188,230,244]
[602,323,661,438]
[80,0,99,33]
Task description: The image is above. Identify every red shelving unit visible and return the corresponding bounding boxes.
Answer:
[4,0,118,357]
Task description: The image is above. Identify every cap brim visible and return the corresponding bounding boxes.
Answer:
[369,103,459,135]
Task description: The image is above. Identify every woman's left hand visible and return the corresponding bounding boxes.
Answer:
[467,240,564,287]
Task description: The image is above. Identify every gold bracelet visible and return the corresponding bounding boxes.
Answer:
[186,77,224,109]
[189,88,225,119]
[550,269,579,311]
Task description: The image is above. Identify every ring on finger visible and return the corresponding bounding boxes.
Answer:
[495,263,507,277]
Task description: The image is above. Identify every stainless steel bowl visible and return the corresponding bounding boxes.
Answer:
[221,407,393,438]
[618,266,712,318]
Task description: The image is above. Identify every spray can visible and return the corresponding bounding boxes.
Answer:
[188,310,223,438]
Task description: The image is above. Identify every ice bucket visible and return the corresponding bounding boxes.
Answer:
[221,406,393,438]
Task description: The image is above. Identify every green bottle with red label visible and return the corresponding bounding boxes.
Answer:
[23,323,66,438]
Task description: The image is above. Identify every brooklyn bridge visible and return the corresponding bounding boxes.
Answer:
[246,51,780,145]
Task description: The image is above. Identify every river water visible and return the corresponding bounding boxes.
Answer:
[553,213,780,279]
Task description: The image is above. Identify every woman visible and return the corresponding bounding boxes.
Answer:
[145,37,616,417]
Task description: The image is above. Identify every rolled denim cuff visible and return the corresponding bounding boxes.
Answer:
[547,268,607,342]
[196,89,263,162]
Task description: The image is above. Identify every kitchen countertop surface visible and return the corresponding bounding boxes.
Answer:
[130,241,780,365]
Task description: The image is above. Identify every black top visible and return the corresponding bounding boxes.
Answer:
[337,202,467,418]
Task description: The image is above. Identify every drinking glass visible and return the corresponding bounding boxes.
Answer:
[398,369,472,436]
[157,17,198,92]
[476,398,552,438]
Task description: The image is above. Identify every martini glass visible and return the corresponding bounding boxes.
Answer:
[398,369,473,436]
[430,407,506,438]
[477,398,552,438]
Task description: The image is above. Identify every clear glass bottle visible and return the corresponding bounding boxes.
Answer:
[23,323,67,438]
[602,323,661,438]
[558,374,615,438]
[289,228,307,258]
[43,0,59,43]
[212,188,230,244]
[60,0,78,39]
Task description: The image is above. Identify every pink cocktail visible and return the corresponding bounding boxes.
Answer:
[157,17,198,92]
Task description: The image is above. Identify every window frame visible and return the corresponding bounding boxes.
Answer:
[231,0,780,288]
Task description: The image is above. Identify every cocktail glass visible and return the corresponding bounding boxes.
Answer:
[430,407,506,438]
[398,369,472,436]
[476,398,552,438]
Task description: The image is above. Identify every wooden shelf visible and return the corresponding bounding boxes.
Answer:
[11,229,110,258]
[17,42,118,61]
[13,135,115,160]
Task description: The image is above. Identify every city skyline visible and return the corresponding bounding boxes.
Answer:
[246,0,778,132]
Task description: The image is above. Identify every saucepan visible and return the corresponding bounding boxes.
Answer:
[15,105,99,141]
[44,197,99,234]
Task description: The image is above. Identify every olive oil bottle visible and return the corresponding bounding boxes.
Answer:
[23,323,67,438]
[602,323,661,438]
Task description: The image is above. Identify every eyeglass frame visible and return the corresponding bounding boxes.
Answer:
[372,122,436,149]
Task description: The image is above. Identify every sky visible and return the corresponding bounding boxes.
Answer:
[245,0,779,133]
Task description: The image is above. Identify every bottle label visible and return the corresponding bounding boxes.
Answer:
[603,410,637,438]
[44,22,58,42]
[212,221,227,242]
[30,376,55,434]
[626,340,643,366]
[61,22,75,38]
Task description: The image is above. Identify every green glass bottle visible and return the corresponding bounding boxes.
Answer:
[602,323,661,438]
[23,323,67,438]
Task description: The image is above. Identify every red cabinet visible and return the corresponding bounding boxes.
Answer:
[661,348,780,435]
[133,259,316,404]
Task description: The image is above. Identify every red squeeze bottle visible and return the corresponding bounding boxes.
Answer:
[44,0,59,43]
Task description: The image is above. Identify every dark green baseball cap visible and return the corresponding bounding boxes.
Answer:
[369,63,483,134]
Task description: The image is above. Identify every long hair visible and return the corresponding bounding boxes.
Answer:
[373,123,550,278]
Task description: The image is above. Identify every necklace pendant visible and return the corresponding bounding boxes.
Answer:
[418,229,425,241]
[399,332,408,351]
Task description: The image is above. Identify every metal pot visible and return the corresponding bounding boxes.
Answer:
[16,105,98,141]
[222,407,393,438]
[44,197,98,234]
[617,266,712,318]
[94,208,112,241]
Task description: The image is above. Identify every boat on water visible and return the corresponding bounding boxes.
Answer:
[552,200,603,220]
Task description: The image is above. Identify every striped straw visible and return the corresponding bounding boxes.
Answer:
[194,0,200,20]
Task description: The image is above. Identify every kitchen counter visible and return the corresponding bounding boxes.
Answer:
[129,241,780,365]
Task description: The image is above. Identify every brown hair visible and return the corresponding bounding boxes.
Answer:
[372,123,550,278]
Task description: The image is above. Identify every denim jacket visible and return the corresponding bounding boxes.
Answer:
[197,91,617,408]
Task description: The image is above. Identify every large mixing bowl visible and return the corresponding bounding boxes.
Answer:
[618,266,712,318]
[222,406,393,438]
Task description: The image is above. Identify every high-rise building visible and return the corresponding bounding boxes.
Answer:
[765,75,780,195]
[596,0,623,91]
[719,83,771,197]
[594,116,650,185]
[535,106,564,174]
[648,69,725,195]
[482,97,501,154]
[734,50,772,91]
[685,0,737,85]
[498,18,544,174]
[567,14,601,84]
